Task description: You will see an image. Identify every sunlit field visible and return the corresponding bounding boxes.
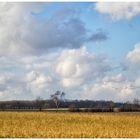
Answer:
[0,112,139,138]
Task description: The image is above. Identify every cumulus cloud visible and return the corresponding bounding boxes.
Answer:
[26,71,52,96]
[56,47,111,87]
[0,3,110,56]
[0,73,14,85]
[102,73,126,83]
[115,42,140,101]
[135,77,140,86]
[124,42,140,80]
[0,3,46,56]
[95,2,140,21]
[0,3,88,56]
[82,74,137,102]
[0,70,54,100]
[0,72,29,100]
[0,46,139,101]
[0,3,139,101]
[127,43,140,63]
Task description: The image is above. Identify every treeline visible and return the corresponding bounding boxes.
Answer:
[0,99,139,112]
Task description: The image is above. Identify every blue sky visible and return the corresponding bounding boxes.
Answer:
[0,2,140,102]
[38,2,140,60]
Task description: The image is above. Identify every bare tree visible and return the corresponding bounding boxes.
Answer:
[50,91,65,110]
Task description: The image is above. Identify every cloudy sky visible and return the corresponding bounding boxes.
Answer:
[0,2,140,102]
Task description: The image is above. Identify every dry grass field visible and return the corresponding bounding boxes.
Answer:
[0,112,139,138]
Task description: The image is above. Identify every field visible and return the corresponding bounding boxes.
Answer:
[0,112,140,138]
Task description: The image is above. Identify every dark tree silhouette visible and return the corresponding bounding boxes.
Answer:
[133,98,140,110]
[35,96,45,111]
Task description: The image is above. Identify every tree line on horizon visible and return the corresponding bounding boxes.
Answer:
[0,90,139,112]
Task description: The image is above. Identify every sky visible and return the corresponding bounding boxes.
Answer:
[0,2,140,102]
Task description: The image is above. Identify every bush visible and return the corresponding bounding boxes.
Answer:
[68,104,81,112]
[82,108,89,112]
[69,107,81,112]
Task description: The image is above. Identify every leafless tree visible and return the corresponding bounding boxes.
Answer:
[50,91,65,110]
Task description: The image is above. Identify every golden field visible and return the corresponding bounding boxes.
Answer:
[0,112,139,138]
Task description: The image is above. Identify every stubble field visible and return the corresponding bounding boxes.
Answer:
[0,112,139,138]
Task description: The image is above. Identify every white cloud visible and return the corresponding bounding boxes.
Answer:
[0,3,45,56]
[123,42,140,80]
[26,71,39,82]
[135,77,140,86]
[0,69,53,100]
[95,2,140,21]
[0,72,29,100]
[0,3,87,56]
[26,71,52,96]
[0,46,139,101]
[0,41,140,101]
[56,47,110,87]
[102,73,126,83]
[0,73,14,84]
[127,43,140,63]
[82,74,136,102]
[0,2,139,101]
